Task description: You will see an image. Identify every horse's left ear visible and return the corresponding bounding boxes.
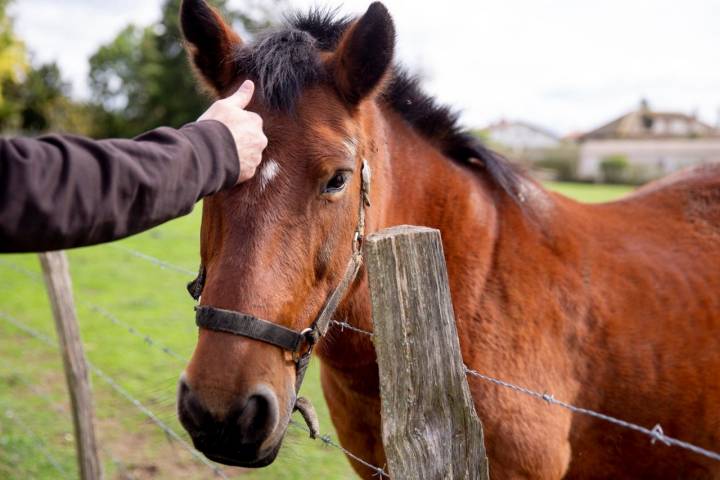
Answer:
[329,2,396,107]
[181,0,243,95]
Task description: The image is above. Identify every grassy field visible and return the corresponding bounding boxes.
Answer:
[0,182,634,479]
[544,181,634,203]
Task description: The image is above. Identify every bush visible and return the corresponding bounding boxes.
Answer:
[600,155,629,184]
[535,156,577,182]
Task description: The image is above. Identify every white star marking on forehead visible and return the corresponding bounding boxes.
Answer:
[259,159,280,192]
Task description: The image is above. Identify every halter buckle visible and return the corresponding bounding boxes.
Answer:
[292,328,317,363]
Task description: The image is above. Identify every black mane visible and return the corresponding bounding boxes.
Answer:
[235,8,525,204]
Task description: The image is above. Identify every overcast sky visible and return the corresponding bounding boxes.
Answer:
[11,0,720,135]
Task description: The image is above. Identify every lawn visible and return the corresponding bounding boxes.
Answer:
[0,181,633,479]
[544,181,633,203]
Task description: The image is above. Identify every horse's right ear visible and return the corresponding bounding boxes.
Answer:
[181,0,243,95]
[329,2,395,107]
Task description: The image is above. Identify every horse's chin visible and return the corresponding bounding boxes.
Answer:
[202,442,282,468]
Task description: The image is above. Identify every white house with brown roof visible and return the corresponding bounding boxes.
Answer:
[578,100,720,182]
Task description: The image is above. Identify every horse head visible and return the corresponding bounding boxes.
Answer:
[177,0,395,467]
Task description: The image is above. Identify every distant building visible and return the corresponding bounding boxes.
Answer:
[484,120,560,152]
[578,100,720,182]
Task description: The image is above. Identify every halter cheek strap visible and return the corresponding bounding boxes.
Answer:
[187,160,372,438]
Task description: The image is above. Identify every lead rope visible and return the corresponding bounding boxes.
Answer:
[292,160,372,438]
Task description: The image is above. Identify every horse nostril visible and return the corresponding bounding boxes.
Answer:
[178,377,214,434]
[178,375,190,397]
[234,388,279,445]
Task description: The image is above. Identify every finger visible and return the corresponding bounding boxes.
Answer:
[229,80,255,109]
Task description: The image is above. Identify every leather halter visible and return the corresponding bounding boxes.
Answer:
[187,160,372,437]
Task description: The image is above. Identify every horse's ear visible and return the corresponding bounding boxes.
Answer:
[181,0,243,95]
[329,2,395,107]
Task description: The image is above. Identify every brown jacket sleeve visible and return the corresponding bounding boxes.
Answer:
[0,120,239,253]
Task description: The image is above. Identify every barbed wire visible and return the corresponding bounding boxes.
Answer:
[0,311,55,344]
[0,261,187,364]
[7,253,719,468]
[2,306,383,479]
[110,245,196,276]
[330,320,375,336]
[8,369,139,480]
[463,367,720,463]
[288,419,389,478]
[89,367,229,479]
[0,258,41,280]
[2,408,70,478]
[84,303,187,363]
[329,318,720,464]
[0,312,229,479]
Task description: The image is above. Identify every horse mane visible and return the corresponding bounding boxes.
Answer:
[234,8,526,205]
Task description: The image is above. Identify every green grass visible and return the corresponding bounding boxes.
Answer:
[0,182,631,479]
[0,209,357,479]
[544,181,634,203]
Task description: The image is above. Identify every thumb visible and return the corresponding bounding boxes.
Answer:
[228,80,255,109]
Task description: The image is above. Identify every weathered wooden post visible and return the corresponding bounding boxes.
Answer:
[365,226,489,480]
[39,251,104,480]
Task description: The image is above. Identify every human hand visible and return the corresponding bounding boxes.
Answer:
[198,80,268,184]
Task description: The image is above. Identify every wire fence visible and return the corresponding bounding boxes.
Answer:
[288,420,389,478]
[3,243,720,478]
[5,370,138,480]
[2,408,69,478]
[0,309,229,479]
[328,319,720,465]
[0,250,389,479]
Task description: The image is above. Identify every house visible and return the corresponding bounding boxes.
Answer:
[484,120,560,153]
[578,100,720,182]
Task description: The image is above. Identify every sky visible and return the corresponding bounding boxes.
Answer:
[11,0,720,135]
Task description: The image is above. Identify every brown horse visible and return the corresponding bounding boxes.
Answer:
[176,1,720,478]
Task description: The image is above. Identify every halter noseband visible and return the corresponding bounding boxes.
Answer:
[187,160,372,437]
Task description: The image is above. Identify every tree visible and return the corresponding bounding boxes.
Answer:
[0,1,91,134]
[0,0,28,128]
[600,155,629,184]
[88,0,282,138]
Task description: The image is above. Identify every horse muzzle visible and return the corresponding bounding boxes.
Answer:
[177,375,284,467]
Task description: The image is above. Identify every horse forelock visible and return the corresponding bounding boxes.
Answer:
[232,7,529,212]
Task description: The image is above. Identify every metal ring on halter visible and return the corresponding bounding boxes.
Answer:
[292,328,317,363]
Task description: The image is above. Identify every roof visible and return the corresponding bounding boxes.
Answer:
[484,120,560,140]
[580,100,719,141]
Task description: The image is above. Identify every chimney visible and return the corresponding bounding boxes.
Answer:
[640,98,650,113]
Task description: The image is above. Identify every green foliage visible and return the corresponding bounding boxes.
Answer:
[600,154,630,184]
[88,0,282,138]
[0,0,27,127]
[0,1,92,135]
[535,155,577,182]
[0,62,92,134]
[0,0,27,93]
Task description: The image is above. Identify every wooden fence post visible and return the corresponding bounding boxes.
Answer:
[364,226,489,480]
[39,251,104,480]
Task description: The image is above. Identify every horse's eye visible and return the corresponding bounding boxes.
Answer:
[323,171,350,194]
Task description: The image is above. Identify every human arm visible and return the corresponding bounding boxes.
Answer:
[0,80,266,253]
